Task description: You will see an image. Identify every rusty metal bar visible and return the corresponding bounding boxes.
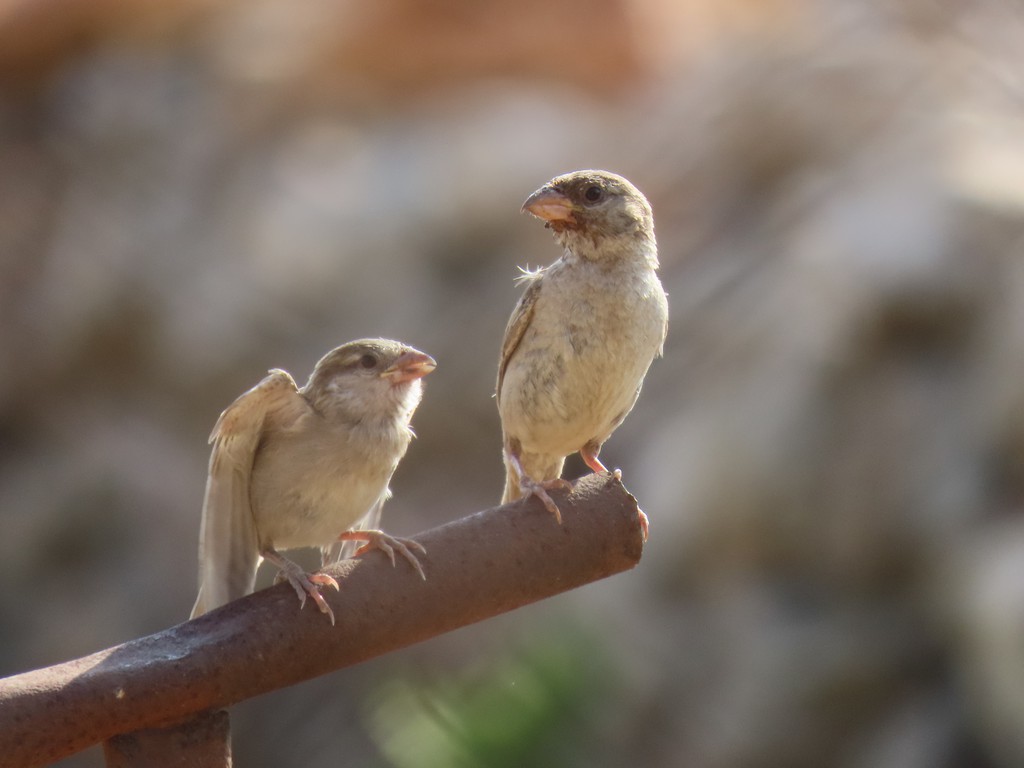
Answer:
[0,474,645,767]
[103,709,231,767]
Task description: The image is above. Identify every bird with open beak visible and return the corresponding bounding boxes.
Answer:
[191,339,435,625]
[497,170,668,536]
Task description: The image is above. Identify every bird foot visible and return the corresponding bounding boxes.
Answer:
[338,530,427,580]
[574,467,645,539]
[596,469,647,540]
[587,466,622,483]
[580,467,623,483]
[520,476,573,524]
[266,551,339,625]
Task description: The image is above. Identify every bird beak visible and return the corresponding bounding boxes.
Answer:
[381,351,436,384]
[522,186,577,225]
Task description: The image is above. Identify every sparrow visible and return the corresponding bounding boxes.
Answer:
[497,170,668,534]
[190,339,435,625]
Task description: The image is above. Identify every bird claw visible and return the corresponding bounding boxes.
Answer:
[270,559,338,625]
[594,468,642,537]
[637,507,649,542]
[308,572,340,591]
[520,477,573,524]
[339,530,427,580]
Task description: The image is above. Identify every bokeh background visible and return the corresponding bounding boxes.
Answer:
[3,0,1024,766]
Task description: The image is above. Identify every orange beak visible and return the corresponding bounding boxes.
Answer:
[521,186,577,225]
[381,351,436,384]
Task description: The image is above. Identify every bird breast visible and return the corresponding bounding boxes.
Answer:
[248,416,411,550]
[499,259,667,456]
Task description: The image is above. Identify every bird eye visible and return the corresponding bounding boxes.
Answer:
[583,185,603,204]
[359,354,377,369]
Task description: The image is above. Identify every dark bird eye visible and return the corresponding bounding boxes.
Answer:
[359,354,377,369]
[583,185,603,203]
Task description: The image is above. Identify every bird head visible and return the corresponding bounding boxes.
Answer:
[305,339,435,423]
[521,170,656,264]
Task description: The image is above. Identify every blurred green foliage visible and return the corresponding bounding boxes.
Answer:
[366,625,616,768]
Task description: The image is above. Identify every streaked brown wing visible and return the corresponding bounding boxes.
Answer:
[496,273,543,399]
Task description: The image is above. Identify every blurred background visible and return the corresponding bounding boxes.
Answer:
[3,0,1024,765]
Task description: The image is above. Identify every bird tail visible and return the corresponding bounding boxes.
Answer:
[502,457,523,505]
[190,459,263,619]
[191,585,215,619]
[190,548,260,622]
[190,538,260,619]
